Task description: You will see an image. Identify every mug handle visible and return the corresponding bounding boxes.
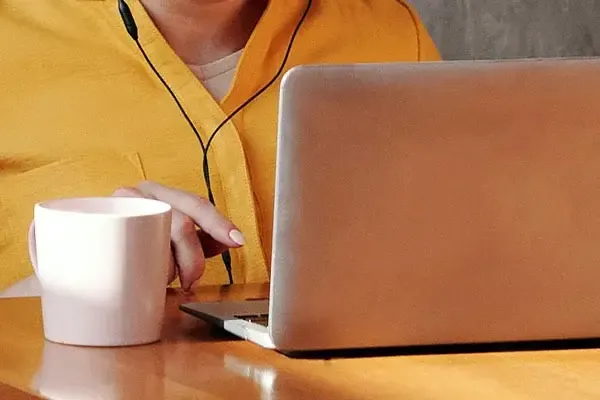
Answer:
[28,220,39,275]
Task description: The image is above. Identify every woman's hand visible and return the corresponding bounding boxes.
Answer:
[112,180,245,290]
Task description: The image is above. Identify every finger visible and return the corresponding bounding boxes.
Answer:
[112,186,146,198]
[170,208,206,290]
[137,180,245,248]
[197,229,229,259]
[167,250,177,285]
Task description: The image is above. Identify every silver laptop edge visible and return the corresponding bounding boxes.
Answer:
[182,57,600,352]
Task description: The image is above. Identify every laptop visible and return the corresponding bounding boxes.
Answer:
[181,57,600,354]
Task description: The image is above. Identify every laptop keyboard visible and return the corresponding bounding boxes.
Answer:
[235,313,269,327]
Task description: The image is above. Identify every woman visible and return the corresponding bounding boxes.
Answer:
[0,0,440,294]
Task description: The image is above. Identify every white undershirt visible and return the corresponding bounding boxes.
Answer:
[187,49,244,102]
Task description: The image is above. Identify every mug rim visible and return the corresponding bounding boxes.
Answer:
[34,196,172,219]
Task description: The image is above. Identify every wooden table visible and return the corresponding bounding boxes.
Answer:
[3,284,600,399]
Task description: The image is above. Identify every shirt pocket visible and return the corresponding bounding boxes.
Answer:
[0,151,146,289]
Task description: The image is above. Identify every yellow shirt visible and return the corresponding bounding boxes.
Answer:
[0,0,441,290]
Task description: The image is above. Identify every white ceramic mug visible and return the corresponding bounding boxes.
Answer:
[31,197,172,347]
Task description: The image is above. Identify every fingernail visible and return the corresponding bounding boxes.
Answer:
[229,229,246,246]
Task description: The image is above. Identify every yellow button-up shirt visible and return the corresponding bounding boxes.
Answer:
[0,0,441,289]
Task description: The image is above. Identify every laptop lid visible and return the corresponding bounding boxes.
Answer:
[268,58,600,352]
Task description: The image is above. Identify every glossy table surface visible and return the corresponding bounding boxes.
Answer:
[3,283,600,399]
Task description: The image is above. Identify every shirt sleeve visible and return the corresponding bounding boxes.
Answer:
[417,19,442,61]
[397,1,442,61]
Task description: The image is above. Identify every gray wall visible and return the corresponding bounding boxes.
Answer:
[411,0,600,60]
